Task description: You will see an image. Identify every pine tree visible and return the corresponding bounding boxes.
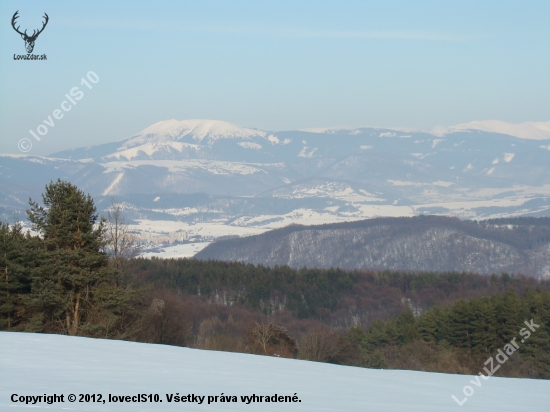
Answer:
[469,297,497,354]
[0,222,34,330]
[395,308,418,344]
[416,306,438,342]
[26,180,117,335]
[519,289,550,377]
[447,299,473,351]
[494,289,521,344]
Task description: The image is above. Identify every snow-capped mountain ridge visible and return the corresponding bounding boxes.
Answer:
[47,118,550,163]
[439,120,550,140]
[123,119,267,147]
[301,120,550,140]
[101,119,270,161]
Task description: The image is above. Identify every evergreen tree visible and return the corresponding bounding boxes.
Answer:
[417,305,445,342]
[348,324,387,368]
[447,300,473,351]
[519,289,550,377]
[0,222,34,330]
[26,180,118,335]
[395,308,418,344]
[469,297,497,354]
[494,289,521,344]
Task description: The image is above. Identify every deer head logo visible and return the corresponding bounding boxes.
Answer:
[11,11,49,54]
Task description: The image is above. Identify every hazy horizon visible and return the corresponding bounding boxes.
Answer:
[1,0,549,155]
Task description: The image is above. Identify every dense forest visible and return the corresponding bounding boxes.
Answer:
[1,180,549,379]
[126,257,548,325]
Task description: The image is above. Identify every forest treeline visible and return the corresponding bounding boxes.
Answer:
[1,180,549,379]
[126,257,548,326]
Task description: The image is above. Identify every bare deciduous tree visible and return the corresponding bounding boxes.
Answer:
[247,321,297,357]
[197,316,243,352]
[249,321,275,355]
[298,325,343,362]
[103,198,141,276]
[138,290,192,346]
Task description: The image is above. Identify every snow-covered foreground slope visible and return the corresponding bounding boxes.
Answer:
[1,333,549,411]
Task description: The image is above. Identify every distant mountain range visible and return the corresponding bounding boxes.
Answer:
[195,216,550,279]
[429,120,550,140]
[1,119,550,233]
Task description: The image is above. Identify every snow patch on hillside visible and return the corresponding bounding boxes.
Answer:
[504,153,515,163]
[238,141,262,150]
[141,242,210,258]
[101,160,281,176]
[432,139,444,148]
[298,146,318,158]
[388,180,453,188]
[102,173,124,196]
[267,135,279,144]
[107,141,201,160]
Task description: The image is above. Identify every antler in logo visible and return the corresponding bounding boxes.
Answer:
[11,11,49,53]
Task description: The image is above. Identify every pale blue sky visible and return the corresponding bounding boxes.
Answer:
[0,0,548,155]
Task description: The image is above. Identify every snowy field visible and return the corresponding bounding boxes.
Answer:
[1,332,549,411]
[140,242,211,259]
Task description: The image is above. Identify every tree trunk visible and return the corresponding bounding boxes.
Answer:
[68,291,81,336]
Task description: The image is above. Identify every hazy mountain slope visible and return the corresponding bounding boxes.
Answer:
[436,120,550,140]
[3,119,550,234]
[1,332,548,411]
[195,216,550,278]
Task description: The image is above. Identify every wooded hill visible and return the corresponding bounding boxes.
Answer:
[195,215,550,278]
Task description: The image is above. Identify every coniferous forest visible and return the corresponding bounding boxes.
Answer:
[1,180,549,378]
